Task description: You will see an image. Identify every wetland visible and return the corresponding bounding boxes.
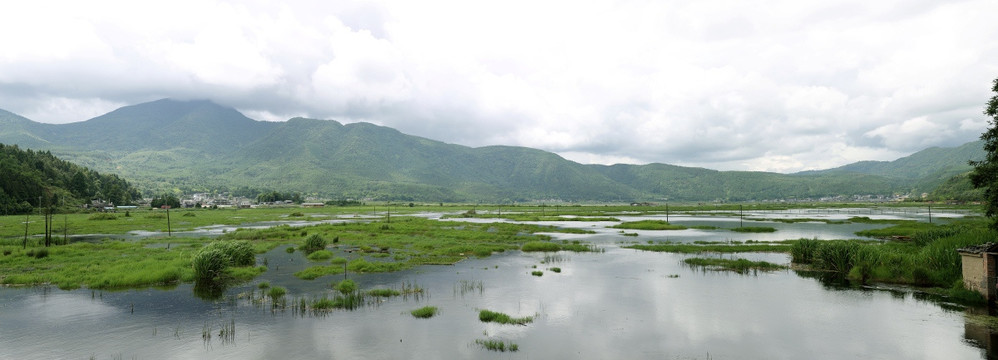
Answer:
[1,204,995,359]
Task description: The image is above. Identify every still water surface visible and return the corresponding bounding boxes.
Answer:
[0,210,992,359]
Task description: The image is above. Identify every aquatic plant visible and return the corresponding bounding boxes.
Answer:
[478,309,533,325]
[191,248,228,281]
[475,338,519,352]
[300,233,327,254]
[731,226,776,233]
[368,288,401,297]
[789,238,820,264]
[258,281,270,289]
[410,306,438,318]
[268,286,287,299]
[610,220,687,230]
[683,257,786,273]
[334,279,357,295]
[306,250,333,261]
[549,267,561,273]
[531,271,543,276]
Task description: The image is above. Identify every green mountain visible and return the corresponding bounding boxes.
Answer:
[0,143,141,214]
[0,99,983,202]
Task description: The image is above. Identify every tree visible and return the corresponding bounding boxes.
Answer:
[970,77,998,229]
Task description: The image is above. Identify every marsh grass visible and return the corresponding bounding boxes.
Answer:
[479,309,533,325]
[456,280,484,297]
[410,306,438,318]
[624,242,792,254]
[522,241,600,253]
[475,338,519,352]
[549,267,561,273]
[531,271,543,276]
[731,226,777,233]
[611,220,687,230]
[306,250,333,261]
[300,234,327,253]
[683,257,786,273]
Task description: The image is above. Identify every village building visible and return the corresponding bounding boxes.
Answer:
[958,243,998,302]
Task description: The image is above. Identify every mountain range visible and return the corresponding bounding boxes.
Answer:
[0,99,985,202]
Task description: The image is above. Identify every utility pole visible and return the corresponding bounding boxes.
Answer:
[163,205,172,236]
[739,205,744,228]
[927,205,932,224]
[666,203,669,223]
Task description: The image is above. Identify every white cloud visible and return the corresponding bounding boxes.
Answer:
[0,0,996,173]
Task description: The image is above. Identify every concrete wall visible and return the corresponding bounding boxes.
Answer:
[962,253,987,296]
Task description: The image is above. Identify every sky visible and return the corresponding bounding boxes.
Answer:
[1,0,997,173]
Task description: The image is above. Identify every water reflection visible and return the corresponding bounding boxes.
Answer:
[0,210,993,359]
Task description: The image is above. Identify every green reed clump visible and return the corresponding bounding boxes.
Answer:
[531,271,543,276]
[549,267,561,273]
[192,241,255,281]
[410,306,438,318]
[306,250,333,261]
[479,309,533,325]
[334,279,357,295]
[368,288,401,297]
[267,286,286,299]
[790,238,820,263]
[300,233,327,254]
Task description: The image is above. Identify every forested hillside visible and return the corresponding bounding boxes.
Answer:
[0,144,140,214]
[0,99,984,203]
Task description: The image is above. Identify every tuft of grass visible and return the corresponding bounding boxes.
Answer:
[475,339,519,352]
[334,279,358,295]
[257,281,270,289]
[410,306,438,318]
[683,257,787,273]
[531,271,543,276]
[549,267,561,273]
[610,220,687,230]
[88,213,118,221]
[479,309,533,325]
[294,265,344,280]
[368,288,402,297]
[300,234,327,254]
[306,250,333,261]
[267,286,287,299]
[731,226,777,233]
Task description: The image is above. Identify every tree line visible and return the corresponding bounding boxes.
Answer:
[0,144,140,215]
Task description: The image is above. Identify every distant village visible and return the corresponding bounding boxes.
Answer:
[84,191,974,212]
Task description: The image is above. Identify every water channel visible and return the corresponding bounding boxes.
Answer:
[1,209,994,359]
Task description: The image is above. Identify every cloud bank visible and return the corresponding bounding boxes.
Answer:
[1,0,996,172]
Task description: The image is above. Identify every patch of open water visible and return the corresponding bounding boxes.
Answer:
[0,209,992,359]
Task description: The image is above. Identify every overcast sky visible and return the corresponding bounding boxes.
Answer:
[2,0,996,173]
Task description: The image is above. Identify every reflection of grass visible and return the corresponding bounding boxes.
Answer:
[611,220,686,230]
[683,257,786,273]
[479,310,533,325]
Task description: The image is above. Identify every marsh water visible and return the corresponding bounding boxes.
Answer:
[1,209,995,359]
